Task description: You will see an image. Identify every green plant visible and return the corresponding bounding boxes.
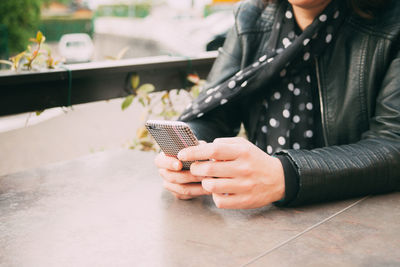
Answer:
[0,0,42,56]
[122,73,204,151]
[0,31,61,71]
[25,31,45,70]
[96,3,151,18]
[42,0,74,6]
[0,30,61,125]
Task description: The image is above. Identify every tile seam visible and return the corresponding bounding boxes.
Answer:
[242,195,370,267]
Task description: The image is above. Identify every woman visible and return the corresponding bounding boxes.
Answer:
[155,0,400,208]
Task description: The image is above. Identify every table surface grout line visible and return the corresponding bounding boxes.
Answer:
[242,195,371,267]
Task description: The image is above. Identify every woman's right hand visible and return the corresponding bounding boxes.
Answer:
[154,151,211,200]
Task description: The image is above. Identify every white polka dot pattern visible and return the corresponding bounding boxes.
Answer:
[283,38,291,48]
[178,1,344,153]
[283,109,290,118]
[326,34,332,43]
[270,118,278,127]
[333,10,340,19]
[261,125,268,133]
[319,14,327,22]
[253,2,343,153]
[228,80,236,89]
[278,136,286,145]
[303,52,310,61]
[259,55,267,62]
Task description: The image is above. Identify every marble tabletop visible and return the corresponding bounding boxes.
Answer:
[1,150,399,267]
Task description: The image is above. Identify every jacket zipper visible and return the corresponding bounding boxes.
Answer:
[315,57,329,146]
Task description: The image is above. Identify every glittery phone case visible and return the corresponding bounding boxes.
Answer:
[145,120,199,170]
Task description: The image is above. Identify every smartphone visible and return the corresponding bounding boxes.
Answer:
[145,120,199,170]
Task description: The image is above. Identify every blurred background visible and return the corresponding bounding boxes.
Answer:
[1,0,236,63]
[0,0,238,176]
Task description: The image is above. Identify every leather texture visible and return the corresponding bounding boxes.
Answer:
[187,0,400,205]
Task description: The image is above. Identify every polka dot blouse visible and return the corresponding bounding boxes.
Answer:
[180,0,346,154]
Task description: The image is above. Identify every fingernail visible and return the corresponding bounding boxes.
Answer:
[202,179,212,191]
[173,161,180,170]
[177,150,186,160]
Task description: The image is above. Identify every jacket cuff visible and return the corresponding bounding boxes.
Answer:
[274,155,300,206]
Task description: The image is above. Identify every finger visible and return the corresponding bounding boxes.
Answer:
[211,193,255,209]
[163,180,211,197]
[155,152,182,171]
[171,192,196,200]
[159,169,205,184]
[178,143,242,162]
[201,178,252,194]
[213,137,248,144]
[190,160,250,178]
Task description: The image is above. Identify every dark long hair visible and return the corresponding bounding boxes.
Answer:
[349,0,389,18]
[262,0,390,18]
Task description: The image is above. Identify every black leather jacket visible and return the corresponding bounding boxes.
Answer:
[188,0,400,205]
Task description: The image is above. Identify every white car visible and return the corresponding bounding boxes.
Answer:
[58,33,94,63]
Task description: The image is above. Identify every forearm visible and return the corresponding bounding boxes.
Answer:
[278,138,400,206]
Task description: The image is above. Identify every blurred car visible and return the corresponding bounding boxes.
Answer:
[186,10,234,52]
[202,11,233,51]
[206,32,227,51]
[58,33,94,63]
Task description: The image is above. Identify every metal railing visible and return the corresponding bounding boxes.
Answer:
[0,51,217,116]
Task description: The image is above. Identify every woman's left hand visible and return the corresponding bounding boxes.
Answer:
[177,137,285,209]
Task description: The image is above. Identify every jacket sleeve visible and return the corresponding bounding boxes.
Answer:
[279,50,400,206]
[186,19,243,142]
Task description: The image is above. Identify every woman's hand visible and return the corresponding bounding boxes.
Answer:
[177,137,285,209]
[154,146,211,200]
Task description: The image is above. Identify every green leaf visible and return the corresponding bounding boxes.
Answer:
[161,92,169,100]
[138,97,145,107]
[159,110,178,119]
[190,85,200,99]
[10,51,26,70]
[36,31,44,44]
[116,46,130,60]
[131,74,140,89]
[136,126,148,139]
[140,140,156,151]
[35,110,44,116]
[121,95,134,110]
[137,83,155,94]
[161,92,169,104]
